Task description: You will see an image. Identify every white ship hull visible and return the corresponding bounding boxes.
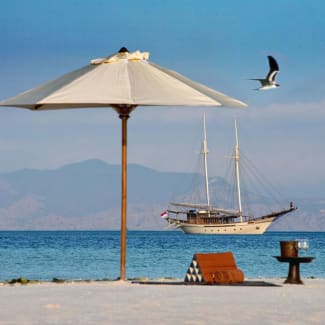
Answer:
[168,216,276,235]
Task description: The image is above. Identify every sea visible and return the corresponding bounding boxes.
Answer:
[0,231,324,281]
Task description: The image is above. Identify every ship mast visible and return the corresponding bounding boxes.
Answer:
[202,112,210,208]
[234,119,243,222]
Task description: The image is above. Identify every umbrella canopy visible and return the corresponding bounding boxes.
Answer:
[0,48,246,109]
[0,47,247,280]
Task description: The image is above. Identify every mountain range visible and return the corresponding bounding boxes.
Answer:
[0,159,324,231]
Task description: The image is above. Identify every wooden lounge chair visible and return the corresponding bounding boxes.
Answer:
[184,252,244,284]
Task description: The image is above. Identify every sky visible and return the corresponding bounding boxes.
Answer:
[0,0,325,197]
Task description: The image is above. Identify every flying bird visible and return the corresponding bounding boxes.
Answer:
[250,56,280,90]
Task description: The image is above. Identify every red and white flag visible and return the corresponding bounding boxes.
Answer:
[160,211,168,218]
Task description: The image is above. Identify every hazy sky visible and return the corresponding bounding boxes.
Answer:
[0,0,325,197]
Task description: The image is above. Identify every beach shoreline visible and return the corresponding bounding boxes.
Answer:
[1,278,324,324]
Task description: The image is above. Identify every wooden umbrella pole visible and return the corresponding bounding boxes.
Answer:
[116,105,136,281]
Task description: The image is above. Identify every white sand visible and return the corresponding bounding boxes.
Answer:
[0,279,324,324]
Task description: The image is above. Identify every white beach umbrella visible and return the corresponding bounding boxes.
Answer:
[0,47,247,280]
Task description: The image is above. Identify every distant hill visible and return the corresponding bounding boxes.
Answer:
[0,159,197,230]
[0,159,324,231]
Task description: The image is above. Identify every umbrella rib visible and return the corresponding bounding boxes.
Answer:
[125,62,133,104]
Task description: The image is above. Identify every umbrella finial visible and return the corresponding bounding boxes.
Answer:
[119,47,129,53]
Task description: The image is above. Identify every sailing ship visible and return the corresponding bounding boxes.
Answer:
[164,114,296,234]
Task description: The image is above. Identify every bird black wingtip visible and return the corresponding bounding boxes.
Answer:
[267,55,279,71]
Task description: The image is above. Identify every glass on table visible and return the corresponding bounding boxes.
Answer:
[297,239,309,256]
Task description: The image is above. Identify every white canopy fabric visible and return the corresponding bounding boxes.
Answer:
[0,50,247,110]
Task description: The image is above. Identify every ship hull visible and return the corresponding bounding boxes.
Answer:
[168,216,277,235]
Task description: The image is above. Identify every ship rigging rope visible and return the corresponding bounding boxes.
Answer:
[169,140,210,206]
[239,149,285,206]
[223,146,290,216]
[183,152,206,204]
[224,155,237,210]
[224,152,254,217]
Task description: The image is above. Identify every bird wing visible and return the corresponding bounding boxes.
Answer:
[268,56,279,71]
[249,78,266,86]
[266,56,279,81]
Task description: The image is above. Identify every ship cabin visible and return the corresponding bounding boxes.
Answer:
[186,209,238,225]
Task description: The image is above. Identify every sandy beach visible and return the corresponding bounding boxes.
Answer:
[0,278,324,324]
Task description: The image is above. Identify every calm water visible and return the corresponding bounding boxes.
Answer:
[0,231,324,281]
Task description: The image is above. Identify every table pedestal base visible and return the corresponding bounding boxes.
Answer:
[284,262,303,284]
